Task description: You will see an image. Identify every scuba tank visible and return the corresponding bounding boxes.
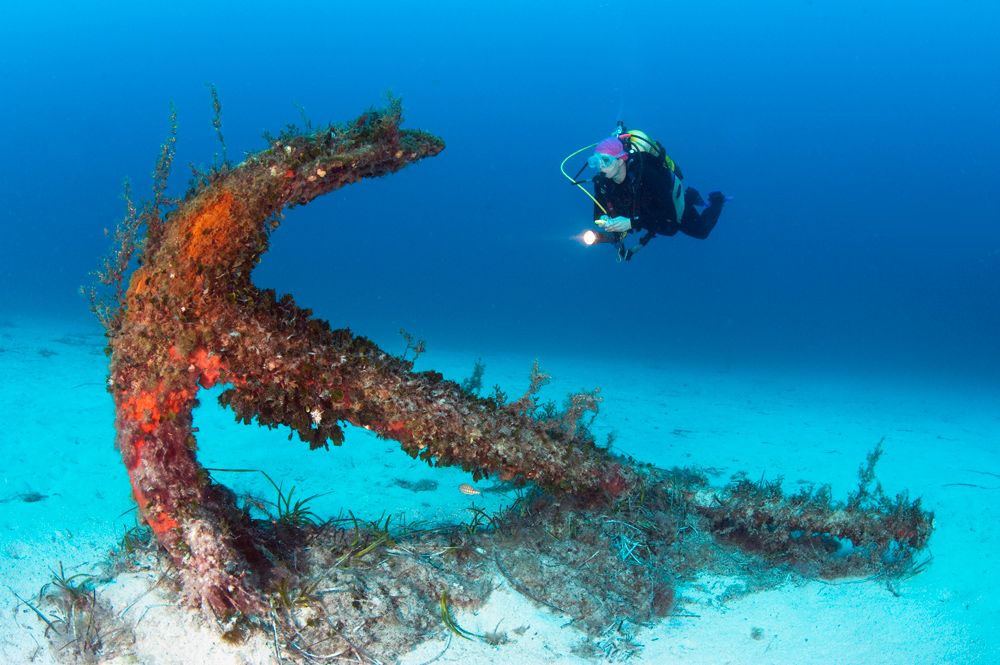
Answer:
[614,122,685,226]
[614,122,683,180]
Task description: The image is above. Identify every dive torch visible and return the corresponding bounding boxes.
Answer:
[582,229,620,246]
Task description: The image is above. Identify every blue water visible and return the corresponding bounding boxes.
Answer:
[2,0,998,374]
[1,4,999,661]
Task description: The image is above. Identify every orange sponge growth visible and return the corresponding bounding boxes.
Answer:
[174,190,235,266]
[100,99,640,617]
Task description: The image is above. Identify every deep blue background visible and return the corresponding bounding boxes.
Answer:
[2,0,998,378]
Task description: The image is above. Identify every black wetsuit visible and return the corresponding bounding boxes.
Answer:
[593,152,723,240]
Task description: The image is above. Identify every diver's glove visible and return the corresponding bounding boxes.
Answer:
[685,187,707,207]
[602,216,632,233]
[708,191,732,206]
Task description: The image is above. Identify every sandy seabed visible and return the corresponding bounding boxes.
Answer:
[1,315,997,664]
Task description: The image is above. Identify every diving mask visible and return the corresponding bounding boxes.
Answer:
[587,151,625,169]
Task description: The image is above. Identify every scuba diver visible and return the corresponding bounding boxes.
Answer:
[562,124,729,261]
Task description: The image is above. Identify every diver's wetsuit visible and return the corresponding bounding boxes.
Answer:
[593,152,723,240]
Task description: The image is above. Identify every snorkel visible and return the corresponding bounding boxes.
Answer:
[559,141,608,216]
[562,132,629,256]
[559,124,628,214]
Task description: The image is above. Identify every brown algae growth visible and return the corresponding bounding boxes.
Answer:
[68,93,933,662]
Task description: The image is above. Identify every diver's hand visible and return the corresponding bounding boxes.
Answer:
[603,216,631,232]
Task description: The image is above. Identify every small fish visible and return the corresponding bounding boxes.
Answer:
[458,483,481,496]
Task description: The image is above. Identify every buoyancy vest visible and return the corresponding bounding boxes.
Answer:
[620,129,685,226]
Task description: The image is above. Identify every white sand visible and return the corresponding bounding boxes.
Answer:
[2,316,997,664]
